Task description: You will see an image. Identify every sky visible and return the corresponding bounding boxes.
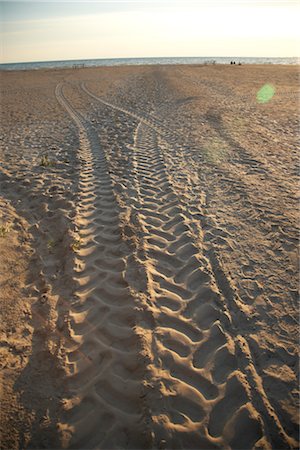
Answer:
[0,0,299,63]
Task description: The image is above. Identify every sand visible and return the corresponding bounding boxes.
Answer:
[0,64,299,449]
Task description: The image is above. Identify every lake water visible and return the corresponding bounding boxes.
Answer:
[0,56,298,71]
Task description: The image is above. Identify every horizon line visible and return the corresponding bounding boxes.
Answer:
[1,55,298,65]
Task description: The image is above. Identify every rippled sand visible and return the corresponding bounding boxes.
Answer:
[0,64,299,449]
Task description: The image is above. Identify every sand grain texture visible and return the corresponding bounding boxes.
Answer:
[0,65,299,449]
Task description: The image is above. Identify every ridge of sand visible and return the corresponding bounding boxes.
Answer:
[1,65,298,449]
[55,83,152,449]
[79,81,297,449]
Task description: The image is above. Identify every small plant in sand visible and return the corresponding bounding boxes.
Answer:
[0,223,12,237]
[47,239,56,251]
[40,154,55,167]
[202,137,230,164]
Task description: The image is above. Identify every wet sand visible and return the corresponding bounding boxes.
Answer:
[0,64,299,449]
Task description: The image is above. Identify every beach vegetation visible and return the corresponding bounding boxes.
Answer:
[202,137,230,164]
[0,223,12,237]
[47,239,56,251]
[40,154,55,167]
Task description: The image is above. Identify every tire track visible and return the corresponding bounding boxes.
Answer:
[55,83,151,449]
[81,82,180,142]
[132,123,250,448]
[81,83,296,449]
[135,125,295,448]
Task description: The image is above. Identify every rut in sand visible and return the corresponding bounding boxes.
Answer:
[1,65,298,450]
[55,83,152,449]
[54,79,297,450]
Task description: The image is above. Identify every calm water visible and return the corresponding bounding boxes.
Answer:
[0,56,299,71]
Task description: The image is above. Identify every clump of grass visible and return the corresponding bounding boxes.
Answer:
[0,223,12,237]
[47,239,56,251]
[202,137,230,165]
[40,154,55,167]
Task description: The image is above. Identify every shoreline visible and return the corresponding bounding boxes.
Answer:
[1,57,299,72]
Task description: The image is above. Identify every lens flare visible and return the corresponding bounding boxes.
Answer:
[256,84,275,104]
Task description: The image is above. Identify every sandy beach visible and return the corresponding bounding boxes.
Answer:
[0,64,299,449]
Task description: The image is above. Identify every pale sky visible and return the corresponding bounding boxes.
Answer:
[0,0,299,63]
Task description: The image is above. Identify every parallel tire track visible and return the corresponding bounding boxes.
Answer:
[132,123,255,449]
[55,83,150,450]
[81,82,180,141]
[80,83,296,449]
